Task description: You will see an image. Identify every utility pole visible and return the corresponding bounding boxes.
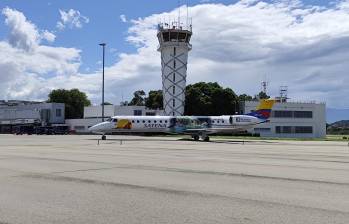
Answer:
[99,43,106,122]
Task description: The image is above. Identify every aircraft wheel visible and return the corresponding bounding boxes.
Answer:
[193,135,199,141]
[101,135,106,140]
[203,136,210,142]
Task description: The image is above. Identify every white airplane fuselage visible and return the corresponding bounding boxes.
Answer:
[88,115,264,135]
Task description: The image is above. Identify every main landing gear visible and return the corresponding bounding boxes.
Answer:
[101,135,106,140]
[192,134,210,142]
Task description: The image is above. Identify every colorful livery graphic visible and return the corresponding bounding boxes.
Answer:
[89,99,275,141]
[115,119,132,129]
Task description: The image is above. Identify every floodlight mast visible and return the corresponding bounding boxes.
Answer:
[99,43,106,122]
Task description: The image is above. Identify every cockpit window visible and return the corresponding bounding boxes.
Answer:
[112,119,118,122]
[106,118,112,122]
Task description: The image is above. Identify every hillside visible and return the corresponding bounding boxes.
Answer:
[327,120,349,135]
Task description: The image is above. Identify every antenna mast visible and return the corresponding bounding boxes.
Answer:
[261,74,268,95]
[178,0,181,27]
[186,0,189,29]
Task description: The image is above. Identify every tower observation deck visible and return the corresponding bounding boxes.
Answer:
[157,22,192,116]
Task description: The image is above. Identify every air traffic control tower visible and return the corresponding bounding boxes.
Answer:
[157,21,192,116]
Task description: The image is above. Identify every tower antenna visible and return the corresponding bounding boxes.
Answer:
[186,0,189,29]
[261,74,268,95]
[178,0,181,28]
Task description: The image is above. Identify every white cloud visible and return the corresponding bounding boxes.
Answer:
[120,14,127,23]
[41,30,56,42]
[56,9,89,30]
[0,8,83,100]
[2,7,56,50]
[2,7,41,51]
[113,0,349,108]
[2,1,349,109]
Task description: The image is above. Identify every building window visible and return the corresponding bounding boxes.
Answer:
[295,126,313,134]
[254,128,271,132]
[294,111,313,118]
[273,110,293,118]
[56,109,62,117]
[275,126,292,133]
[282,126,292,133]
[134,110,142,116]
[276,126,281,133]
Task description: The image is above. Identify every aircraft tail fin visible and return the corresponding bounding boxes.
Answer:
[247,99,275,120]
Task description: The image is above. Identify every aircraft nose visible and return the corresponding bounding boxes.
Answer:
[88,124,101,133]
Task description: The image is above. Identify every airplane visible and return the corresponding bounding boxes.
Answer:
[88,99,275,141]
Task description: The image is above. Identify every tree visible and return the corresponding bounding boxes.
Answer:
[120,101,129,106]
[145,90,163,109]
[184,82,239,116]
[128,90,146,106]
[238,94,253,102]
[254,91,270,100]
[48,89,91,119]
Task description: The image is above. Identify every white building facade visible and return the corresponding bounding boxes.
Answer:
[243,101,326,138]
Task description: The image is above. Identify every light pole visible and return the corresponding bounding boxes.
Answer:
[99,43,106,122]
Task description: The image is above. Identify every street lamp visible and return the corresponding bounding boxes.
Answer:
[99,43,106,122]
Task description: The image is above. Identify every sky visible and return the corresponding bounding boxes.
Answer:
[0,0,349,111]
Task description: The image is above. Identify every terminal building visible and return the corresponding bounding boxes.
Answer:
[242,100,326,138]
[0,100,65,133]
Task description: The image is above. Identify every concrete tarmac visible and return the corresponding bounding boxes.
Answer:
[0,134,349,224]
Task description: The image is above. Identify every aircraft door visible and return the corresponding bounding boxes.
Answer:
[229,116,233,124]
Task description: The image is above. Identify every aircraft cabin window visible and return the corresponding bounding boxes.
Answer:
[154,120,157,123]
[132,120,135,123]
[222,121,224,123]
[217,120,220,123]
[160,120,162,123]
[148,120,151,123]
[165,120,168,123]
[137,120,140,123]
[142,120,145,123]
